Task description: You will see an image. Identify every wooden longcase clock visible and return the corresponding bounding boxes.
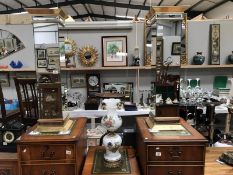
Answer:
[86,73,100,97]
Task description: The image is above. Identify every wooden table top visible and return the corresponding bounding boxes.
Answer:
[82,146,140,175]
[205,147,233,175]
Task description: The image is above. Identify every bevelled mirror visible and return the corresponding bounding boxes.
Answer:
[0,29,25,59]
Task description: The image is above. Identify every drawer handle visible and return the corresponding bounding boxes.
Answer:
[169,151,182,158]
[168,171,174,175]
[167,171,182,175]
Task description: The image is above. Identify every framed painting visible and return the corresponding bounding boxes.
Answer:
[47,47,59,56]
[171,42,181,55]
[0,73,10,86]
[70,74,86,88]
[102,36,127,67]
[209,24,220,65]
[37,59,48,68]
[37,49,46,59]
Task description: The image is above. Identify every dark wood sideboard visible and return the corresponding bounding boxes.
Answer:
[0,152,18,175]
[136,117,208,175]
[17,118,87,175]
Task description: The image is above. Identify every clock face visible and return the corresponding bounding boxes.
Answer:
[88,76,99,87]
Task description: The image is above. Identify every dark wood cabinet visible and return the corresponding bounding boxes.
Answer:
[136,117,208,175]
[0,153,18,175]
[17,118,87,175]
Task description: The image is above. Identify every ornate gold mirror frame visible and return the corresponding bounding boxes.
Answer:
[78,45,98,66]
[65,38,77,58]
[144,6,188,66]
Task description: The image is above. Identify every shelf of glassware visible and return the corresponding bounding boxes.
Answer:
[60,66,156,71]
[180,64,233,69]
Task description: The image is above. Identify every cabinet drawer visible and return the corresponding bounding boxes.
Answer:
[19,144,75,161]
[147,145,205,162]
[147,165,203,175]
[21,164,75,175]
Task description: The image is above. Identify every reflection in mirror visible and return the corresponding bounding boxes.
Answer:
[0,29,25,59]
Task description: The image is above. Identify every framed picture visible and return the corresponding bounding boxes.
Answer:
[209,24,220,65]
[102,36,127,67]
[37,59,47,68]
[70,74,86,88]
[0,39,4,50]
[4,38,14,51]
[48,56,58,65]
[171,42,181,55]
[37,49,46,59]
[47,47,59,56]
[103,82,133,101]
[0,73,10,86]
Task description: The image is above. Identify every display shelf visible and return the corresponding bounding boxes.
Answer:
[181,64,233,69]
[0,68,36,72]
[61,66,156,71]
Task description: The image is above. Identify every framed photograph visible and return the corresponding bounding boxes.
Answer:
[171,42,181,55]
[37,59,48,68]
[4,38,14,51]
[0,73,10,86]
[209,24,220,65]
[70,74,86,88]
[47,47,59,56]
[102,36,127,67]
[37,49,46,59]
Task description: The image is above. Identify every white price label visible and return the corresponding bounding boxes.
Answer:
[66,150,72,155]
[155,152,161,156]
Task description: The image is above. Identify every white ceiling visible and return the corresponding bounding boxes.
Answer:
[0,0,232,21]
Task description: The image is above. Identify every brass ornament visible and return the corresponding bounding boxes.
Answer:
[78,45,98,66]
[64,38,77,58]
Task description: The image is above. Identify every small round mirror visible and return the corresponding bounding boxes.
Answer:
[78,45,98,66]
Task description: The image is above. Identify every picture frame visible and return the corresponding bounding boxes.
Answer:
[70,74,86,88]
[37,49,46,59]
[171,42,181,55]
[103,82,133,101]
[4,38,14,51]
[37,59,48,68]
[209,24,220,65]
[0,39,4,50]
[0,73,10,87]
[47,47,59,56]
[48,56,57,65]
[102,36,127,67]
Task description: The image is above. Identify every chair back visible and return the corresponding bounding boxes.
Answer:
[14,78,38,126]
[0,82,6,122]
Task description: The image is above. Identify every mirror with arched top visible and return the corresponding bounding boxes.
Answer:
[0,29,25,59]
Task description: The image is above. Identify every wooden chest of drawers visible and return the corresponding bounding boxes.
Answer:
[136,117,208,175]
[0,152,18,175]
[17,118,87,175]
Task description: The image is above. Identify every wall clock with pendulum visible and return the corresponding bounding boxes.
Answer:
[86,73,101,98]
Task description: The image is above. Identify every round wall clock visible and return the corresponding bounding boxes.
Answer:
[78,45,98,66]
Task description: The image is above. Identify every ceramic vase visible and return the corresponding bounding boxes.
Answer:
[193,52,205,65]
[228,51,233,64]
[101,98,122,167]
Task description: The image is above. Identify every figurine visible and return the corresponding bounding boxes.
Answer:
[165,97,173,104]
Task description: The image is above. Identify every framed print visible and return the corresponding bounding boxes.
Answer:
[37,49,46,59]
[70,74,86,88]
[48,56,57,65]
[0,73,10,86]
[103,82,133,101]
[4,38,14,51]
[171,42,181,55]
[47,47,59,56]
[209,24,220,65]
[37,59,47,68]
[102,36,127,67]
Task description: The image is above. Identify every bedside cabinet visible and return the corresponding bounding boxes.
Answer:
[136,117,208,175]
[17,118,87,175]
[0,153,18,175]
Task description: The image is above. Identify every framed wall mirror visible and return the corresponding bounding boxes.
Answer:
[0,29,25,59]
[144,6,188,67]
